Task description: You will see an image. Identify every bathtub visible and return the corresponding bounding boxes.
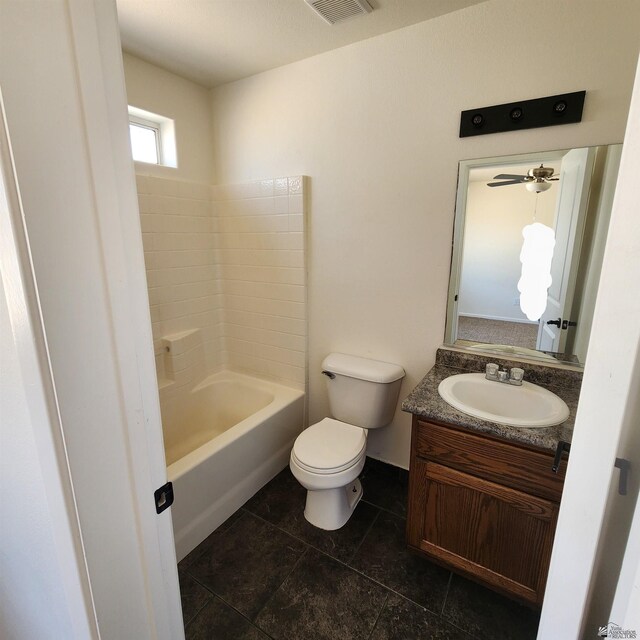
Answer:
[162,370,304,561]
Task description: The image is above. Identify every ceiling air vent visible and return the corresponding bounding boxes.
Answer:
[304,0,373,25]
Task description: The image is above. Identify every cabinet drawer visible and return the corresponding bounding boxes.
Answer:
[415,419,566,501]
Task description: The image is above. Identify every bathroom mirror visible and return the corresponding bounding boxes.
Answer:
[444,143,623,367]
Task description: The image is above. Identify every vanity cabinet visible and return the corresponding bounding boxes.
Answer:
[406,417,567,607]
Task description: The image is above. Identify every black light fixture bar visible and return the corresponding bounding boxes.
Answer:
[459,91,586,138]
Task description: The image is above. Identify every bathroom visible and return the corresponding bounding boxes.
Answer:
[2,1,640,639]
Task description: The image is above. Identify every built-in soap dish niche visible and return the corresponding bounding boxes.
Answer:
[158,328,203,390]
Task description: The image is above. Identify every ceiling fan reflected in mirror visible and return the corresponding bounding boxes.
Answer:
[488,164,559,192]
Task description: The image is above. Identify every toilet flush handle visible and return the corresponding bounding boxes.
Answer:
[321,370,336,379]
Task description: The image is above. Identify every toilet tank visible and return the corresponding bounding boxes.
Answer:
[322,353,405,429]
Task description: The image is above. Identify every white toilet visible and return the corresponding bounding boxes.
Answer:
[290,353,405,530]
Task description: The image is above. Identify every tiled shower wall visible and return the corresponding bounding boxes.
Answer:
[136,175,221,386]
[136,174,306,392]
[214,176,306,390]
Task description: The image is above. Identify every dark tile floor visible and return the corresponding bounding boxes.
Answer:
[178,458,540,640]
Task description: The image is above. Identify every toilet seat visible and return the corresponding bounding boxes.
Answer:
[292,418,366,474]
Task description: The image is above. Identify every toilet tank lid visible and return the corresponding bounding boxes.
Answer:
[322,353,405,383]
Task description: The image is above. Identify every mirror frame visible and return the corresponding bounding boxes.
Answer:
[444,145,622,369]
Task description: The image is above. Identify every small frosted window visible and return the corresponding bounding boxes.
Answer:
[129,122,159,164]
[128,106,177,168]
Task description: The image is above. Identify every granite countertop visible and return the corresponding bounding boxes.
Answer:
[401,363,579,453]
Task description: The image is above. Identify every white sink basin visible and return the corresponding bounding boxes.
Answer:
[438,373,570,428]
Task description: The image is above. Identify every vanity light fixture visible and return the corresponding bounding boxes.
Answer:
[460,91,586,138]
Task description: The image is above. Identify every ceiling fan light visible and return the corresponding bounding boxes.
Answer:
[525,180,553,193]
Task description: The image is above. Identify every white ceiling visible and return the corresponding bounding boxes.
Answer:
[116,0,487,88]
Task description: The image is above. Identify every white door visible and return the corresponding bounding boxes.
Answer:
[585,386,640,635]
[537,147,595,353]
[0,0,183,638]
[0,96,98,640]
[538,54,640,638]
[610,490,640,631]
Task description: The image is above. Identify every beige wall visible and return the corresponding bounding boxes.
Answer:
[123,53,213,183]
[209,0,640,467]
[459,180,557,323]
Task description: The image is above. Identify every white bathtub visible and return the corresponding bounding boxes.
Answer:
[162,370,304,561]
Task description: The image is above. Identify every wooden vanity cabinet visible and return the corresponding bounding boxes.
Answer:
[406,417,567,607]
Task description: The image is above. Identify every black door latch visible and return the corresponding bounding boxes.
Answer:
[547,318,562,328]
[154,482,174,514]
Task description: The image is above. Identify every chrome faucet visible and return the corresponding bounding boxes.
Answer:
[485,363,525,386]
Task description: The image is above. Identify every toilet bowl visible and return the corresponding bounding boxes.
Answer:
[289,418,367,530]
[290,353,405,530]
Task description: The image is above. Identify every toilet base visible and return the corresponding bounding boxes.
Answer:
[304,478,363,530]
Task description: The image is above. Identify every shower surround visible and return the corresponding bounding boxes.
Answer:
[136,172,307,558]
[136,173,306,389]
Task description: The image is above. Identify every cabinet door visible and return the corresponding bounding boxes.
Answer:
[407,460,558,606]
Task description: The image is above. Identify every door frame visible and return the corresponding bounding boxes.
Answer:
[538,55,640,636]
[535,147,595,353]
[1,0,183,637]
